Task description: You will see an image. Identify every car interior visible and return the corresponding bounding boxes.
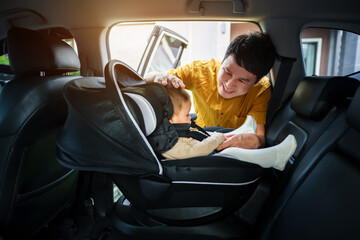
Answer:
[0,0,359,240]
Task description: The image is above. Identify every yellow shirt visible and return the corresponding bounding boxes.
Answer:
[168,59,271,129]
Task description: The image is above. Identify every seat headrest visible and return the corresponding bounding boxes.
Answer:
[347,87,360,131]
[7,27,80,77]
[291,76,359,120]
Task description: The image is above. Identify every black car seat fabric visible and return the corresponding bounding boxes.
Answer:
[243,76,360,228]
[0,64,14,87]
[266,76,359,169]
[257,85,360,240]
[57,59,265,225]
[57,76,170,175]
[0,27,80,239]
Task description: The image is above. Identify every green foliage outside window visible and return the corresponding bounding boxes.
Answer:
[65,71,80,76]
[0,54,9,65]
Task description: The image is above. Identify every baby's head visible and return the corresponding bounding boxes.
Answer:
[165,85,192,124]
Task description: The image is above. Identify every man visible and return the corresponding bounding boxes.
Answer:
[145,31,277,150]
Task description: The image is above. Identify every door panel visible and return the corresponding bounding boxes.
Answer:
[137,25,188,76]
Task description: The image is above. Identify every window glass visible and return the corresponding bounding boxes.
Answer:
[301,28,360,76]
[109,21,260,71]
[63,38,78,54]
[0,51,13,84]
[63,38,80,76]
[0,53,9,65]
[147,34,184,74]
[135,25,188,76]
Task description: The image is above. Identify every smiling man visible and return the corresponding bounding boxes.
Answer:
[145,32,277,149]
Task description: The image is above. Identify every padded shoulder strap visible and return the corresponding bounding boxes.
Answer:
[147,120,178,154]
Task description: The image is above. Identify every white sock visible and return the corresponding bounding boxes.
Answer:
[225,115,257,135]
[215,135,297,171]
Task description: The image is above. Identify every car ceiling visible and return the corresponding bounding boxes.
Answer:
[1,0,360,40]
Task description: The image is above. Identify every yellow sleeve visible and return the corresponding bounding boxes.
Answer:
[167,59,220,91]
[167,63,195,89]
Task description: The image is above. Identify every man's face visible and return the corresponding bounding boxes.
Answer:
[217,54,258,99]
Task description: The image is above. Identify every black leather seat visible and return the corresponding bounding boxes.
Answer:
[266,76,359,173]
[0,27,81,239]
[224,75,360,230]
[249,76,359,229]
[257,85,360,240]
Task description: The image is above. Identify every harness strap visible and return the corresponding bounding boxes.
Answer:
[173,121,210,141]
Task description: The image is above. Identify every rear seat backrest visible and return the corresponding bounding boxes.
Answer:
[266,76,359,167]
[259,86,360,240]
[238,76,359,226]
[0,27,81,239]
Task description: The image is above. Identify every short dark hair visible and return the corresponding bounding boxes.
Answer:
[223,31,277,82]
[165,85,191,114]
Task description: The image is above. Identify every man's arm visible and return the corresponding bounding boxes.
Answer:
[216,124,265,150]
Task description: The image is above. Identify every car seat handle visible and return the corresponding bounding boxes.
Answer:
[189,0,245,14]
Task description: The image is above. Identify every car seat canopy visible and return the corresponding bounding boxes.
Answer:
[56,62,177,175]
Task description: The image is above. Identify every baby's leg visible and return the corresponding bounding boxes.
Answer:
[215,135,297,171]
[225,115,257,136]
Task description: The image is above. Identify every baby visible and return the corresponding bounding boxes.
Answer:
[162,85,297,171]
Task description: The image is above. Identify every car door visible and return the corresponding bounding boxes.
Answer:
[137,25,188,77]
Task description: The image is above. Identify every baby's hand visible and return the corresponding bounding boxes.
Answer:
[216,134,234,151]
[222,133,234,141]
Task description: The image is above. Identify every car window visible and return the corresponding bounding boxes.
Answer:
[109,21,260,72]
[301,28,360,77]
[0,53,9,65]
[136,25,188,77]
[0,47,14,86]
[146,32,185,73]
[62,38,80,76]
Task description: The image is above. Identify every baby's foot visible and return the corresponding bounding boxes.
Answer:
[227,115,257,135]
[273,135,297,171]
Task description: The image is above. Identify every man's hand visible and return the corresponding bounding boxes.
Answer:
[216,133,262,150]
[144,72,185,88]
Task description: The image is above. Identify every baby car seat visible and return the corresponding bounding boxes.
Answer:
[56,60,265,239]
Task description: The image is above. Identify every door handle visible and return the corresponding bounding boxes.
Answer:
[189,0,245,14]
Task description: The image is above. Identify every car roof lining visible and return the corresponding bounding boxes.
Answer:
[1,0,360,39]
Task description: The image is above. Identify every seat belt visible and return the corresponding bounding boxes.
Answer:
[237,56,296,226]
[266,56,297,126]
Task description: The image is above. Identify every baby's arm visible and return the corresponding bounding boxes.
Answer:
[186,132,225,156]
[162,132,224,159]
